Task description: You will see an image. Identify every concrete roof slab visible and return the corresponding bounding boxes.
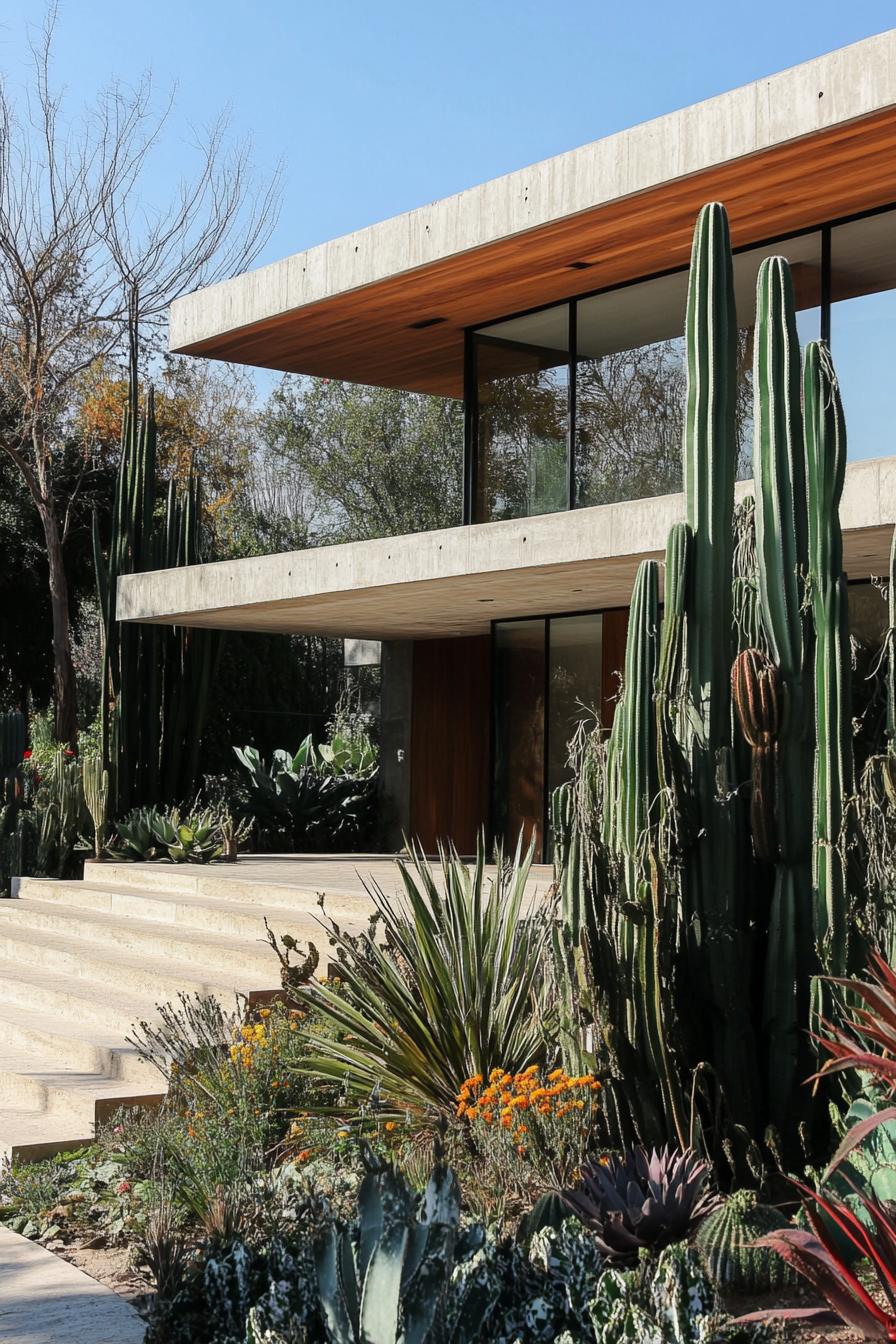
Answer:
[117,457,896,641]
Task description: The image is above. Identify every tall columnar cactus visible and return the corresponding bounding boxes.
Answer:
[82,753,110,862]
[681,202,758,1135]
[604,561,688,1146]
[95,378,217,813]
[752,256,814,1129]
[604,559,659,895]
[0,711,25,784]
[554,200,858,1174]
[804,340,852,974]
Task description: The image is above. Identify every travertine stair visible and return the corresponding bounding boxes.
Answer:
[0,860,373,1163]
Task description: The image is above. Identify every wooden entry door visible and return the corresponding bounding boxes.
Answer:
[409,635,490,855]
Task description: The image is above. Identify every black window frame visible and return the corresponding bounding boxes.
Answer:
[463,200,896,525]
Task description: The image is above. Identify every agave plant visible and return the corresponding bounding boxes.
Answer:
[234,741,378,851]
[562,1147,720,1263]
[292,838,557,1115]
[115,805,164,860]
[151,806,222,863]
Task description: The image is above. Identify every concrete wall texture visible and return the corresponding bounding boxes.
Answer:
[169,32,896,353]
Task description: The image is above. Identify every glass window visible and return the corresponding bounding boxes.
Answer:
[474,306,569,522]
[830,211,896,463]
[575,272,688,507]
[573,231,822,507]
[547,613,602,801]
[492,620,546,857]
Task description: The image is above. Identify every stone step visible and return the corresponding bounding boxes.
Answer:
[0,1107,104,1165]
[15,878,358,944]
[0,898,283,982]
[0,857,384,1164]
[0,1040,161,1131]
[0,1004,158,1090]
[0,952,230,1037]
[79,859,384,912]
[0,920,279,1005]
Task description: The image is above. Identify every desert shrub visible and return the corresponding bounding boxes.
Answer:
[126,994,322,1222]
[0,1143,147,1243]
[452,1066,603,1226]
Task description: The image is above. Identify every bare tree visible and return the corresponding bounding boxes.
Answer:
[0,5,280,743]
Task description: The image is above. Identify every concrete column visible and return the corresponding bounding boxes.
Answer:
[378,640,413,852]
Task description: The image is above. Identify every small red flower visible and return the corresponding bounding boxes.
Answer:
[117,1180,131,1195]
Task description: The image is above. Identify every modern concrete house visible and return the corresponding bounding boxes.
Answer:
[120,31,896,862]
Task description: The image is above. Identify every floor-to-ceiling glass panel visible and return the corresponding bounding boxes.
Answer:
[492,620,546,856]
[575,271,689,506]
[573,232,822,506]
[474,306,569,522]
[829,210,896,463]
[547,613,602,801]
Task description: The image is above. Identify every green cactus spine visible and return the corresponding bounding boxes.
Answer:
[804,339,852,975]
[696,1190,797,1293]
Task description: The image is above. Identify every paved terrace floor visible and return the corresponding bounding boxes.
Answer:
[125,852,556,906]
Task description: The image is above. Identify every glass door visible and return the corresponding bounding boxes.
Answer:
[492,613,603,861]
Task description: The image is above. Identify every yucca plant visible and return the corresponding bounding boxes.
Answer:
[562,1146,720,1263]
[292,838,557,1115]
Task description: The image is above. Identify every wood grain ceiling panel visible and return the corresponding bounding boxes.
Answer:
[175,111,896,397]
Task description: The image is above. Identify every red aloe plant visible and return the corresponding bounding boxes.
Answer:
[737,1179,896,1338]
[735,949,896,1336]
[815,948,896,1091]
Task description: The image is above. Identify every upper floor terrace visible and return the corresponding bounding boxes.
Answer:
[167,30,896,533]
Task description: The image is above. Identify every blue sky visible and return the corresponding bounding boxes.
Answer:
[0,2,893,266]
[0,2,892,456]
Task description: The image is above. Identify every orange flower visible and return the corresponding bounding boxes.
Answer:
[297,1148,312,1163]
[385,1121,396,1132]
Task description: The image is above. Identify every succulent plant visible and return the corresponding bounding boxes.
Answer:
[696,1189,798,1293]
[562,1146,720,1263]
[587,1243,773,1344]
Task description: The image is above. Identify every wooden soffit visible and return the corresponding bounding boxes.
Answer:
[172,109,896,398]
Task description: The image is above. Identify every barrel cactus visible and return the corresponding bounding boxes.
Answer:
[696,1190,798,1293]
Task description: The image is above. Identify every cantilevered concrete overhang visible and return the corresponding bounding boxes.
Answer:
[169,32,896,397]
[117,458,896,640]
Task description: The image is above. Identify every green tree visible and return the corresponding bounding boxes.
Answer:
[0,9,278,743]
[258,377,463,542]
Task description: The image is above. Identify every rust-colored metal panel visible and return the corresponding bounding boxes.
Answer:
[409,635,491,854]
[601,608,630,729]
